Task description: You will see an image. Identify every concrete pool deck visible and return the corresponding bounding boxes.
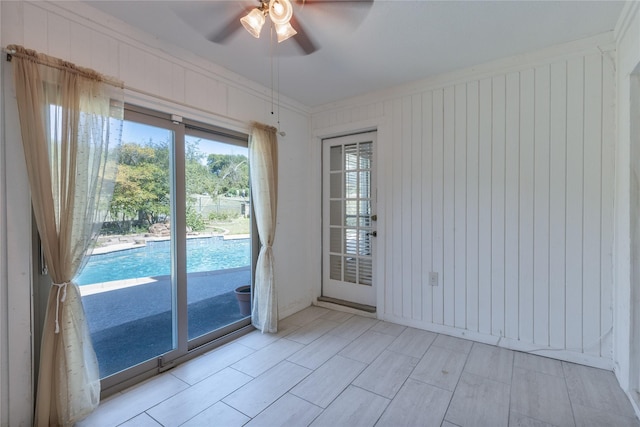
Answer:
[81,267,251,377]
[81,266,251,333]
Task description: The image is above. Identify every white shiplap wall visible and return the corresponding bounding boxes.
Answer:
[1,2,314,423]
[313,39,616,367]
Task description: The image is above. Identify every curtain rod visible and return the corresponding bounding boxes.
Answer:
[4,47,16,62]
[3,46,272,134]
[3,45,124,88]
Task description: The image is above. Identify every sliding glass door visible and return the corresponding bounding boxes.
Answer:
[78,106,252,392]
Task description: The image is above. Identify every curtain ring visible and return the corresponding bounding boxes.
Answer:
[52,282,68,334]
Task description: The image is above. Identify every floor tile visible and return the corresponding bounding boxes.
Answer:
[279,306,331,328]
[432,333,473,354]
[572,402,640,427]
[514,351,564,377]
[223,361,311,418]
[327,315,378,340]
[287,333,352,370]
[509,412,556,427]
[371,320,407,337]
[410,345,468,391]
[170,341,255,385]
[244,393,323,427]
[563,361,637,418]
[180,402,250,427]
[83,307,640,427]
[78,374,190,427]
[339,330,396,364]
[510,367,573,427]
[310,385,390,427]
[386,327,437,358]
[320,310,354,323]
[464,342,514,384]
[444,372,510,427]
[118,413,161,427]
[146,368,251,426]
[291,355,367,408]
[376,378,452,427]
[234,330,282,350]
[353,350,419,398]
[285,318,341,345]
[231,338,304,377]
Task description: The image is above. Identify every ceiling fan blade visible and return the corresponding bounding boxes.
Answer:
[289,15,318,55]
[208,5,255,44]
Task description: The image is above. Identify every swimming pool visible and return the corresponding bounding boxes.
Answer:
[76,237,250,285]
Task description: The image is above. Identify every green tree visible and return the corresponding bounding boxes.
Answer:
[110,141,170,227]
[207,153,249,196]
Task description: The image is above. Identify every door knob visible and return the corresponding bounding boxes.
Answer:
[371,214,377,221]
[367,231,377,237]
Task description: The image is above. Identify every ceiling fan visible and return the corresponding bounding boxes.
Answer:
[208,0,373,55]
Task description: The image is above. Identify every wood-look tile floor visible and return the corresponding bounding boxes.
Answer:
[78,306,640,427]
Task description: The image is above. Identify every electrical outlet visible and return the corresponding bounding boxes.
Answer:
[429,272,438,286]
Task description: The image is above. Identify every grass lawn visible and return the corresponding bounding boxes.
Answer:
[207,216,250,236]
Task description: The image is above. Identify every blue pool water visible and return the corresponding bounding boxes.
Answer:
[76,237,250,285]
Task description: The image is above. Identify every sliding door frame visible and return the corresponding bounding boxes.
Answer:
[98,104,255,397]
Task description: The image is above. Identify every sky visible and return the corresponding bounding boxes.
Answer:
[122,120,248,161]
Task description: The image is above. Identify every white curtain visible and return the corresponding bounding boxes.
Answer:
[248,122,279,333]
[8,45,124,426]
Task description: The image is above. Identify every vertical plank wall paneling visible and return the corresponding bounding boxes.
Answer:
[431,89,445,325]
[313,50,615,363]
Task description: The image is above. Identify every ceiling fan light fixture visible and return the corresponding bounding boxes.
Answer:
[240,8,265,38]
[274,21,297,43]
[269,0,293,25]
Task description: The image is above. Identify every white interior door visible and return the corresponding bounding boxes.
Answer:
[322,131,377,307]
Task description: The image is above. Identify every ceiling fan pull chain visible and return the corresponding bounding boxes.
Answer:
[270,24,275,116]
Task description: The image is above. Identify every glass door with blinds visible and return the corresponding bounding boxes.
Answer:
[322,131,377,307]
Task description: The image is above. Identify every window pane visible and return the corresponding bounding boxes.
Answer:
[345,144,358,170]
[330,255,342,280]
[330,146,342,171]
[359,142,373,169]
[330,227,342,253]
[344,257,357,283]
[184,134,251,340]
[80,120,175,378]
[359,229,372,256]
[345,201,358,226]
[359,258,373,286]
[345,172,358,198]
[345,228,357,254]
[359,171,370,198]
[330,172,342,198]
[330,201,342,226]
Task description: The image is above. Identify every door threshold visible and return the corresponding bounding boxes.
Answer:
[317,296,376,314]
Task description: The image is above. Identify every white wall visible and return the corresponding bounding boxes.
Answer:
[613,0,640,412]
[312,33,617,370]
[0,1,313,424]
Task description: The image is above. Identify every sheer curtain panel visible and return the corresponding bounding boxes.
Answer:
[8,45,124,426]
[248,122,279,333]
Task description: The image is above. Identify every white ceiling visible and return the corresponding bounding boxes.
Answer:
[86,0,625,108]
